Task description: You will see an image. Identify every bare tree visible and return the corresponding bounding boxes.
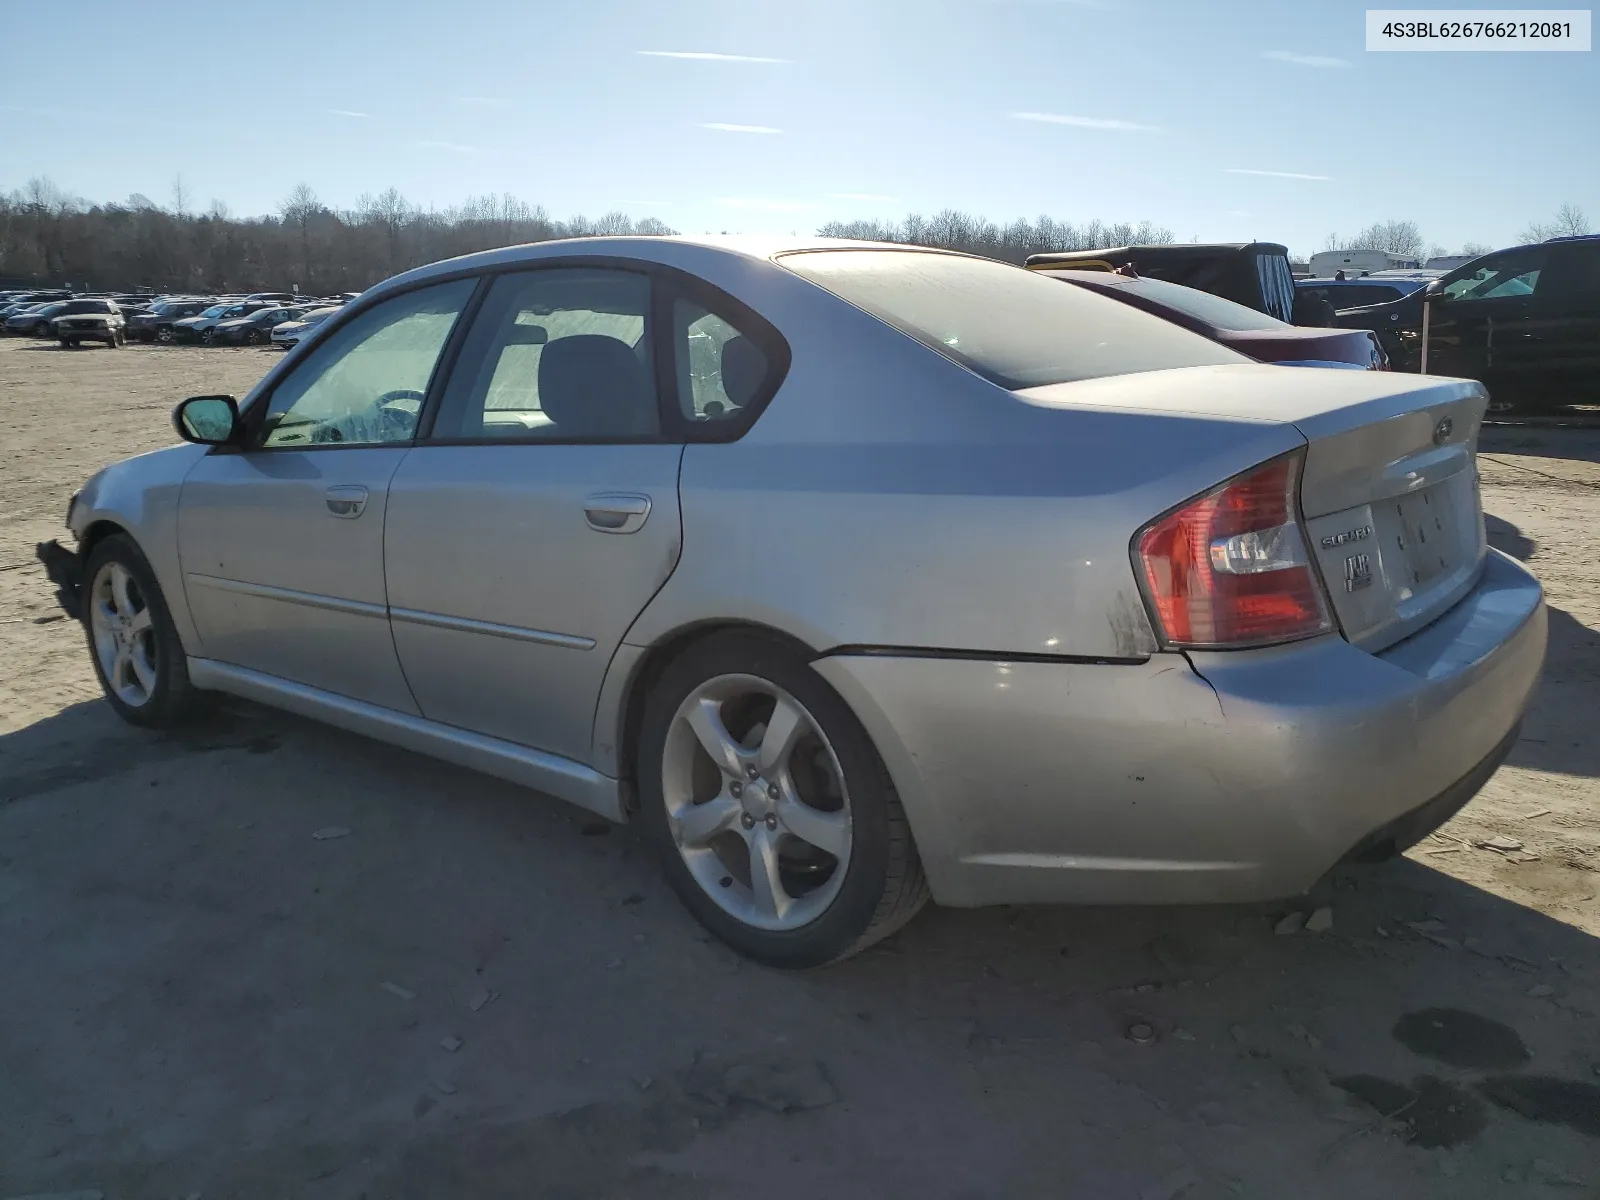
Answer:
[1322,220,1425,257]
[170,174,190,219]
[1519,203,1590,243]
[1460,242,1493,257]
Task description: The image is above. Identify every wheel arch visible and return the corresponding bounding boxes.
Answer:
[601,619,823,813]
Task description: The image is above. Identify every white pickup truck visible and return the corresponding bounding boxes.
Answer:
[53,299,127,348]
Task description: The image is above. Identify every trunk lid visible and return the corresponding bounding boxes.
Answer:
[1293,377,1487,652]
[1017,364,1489,652]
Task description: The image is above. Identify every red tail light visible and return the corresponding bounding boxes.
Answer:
[1135,451,1333,648]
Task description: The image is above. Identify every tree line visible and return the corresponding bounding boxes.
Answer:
[816,212,1176,264]
[0,178,677,294]
[2,174,1589,292]
[1321,206,1589,262]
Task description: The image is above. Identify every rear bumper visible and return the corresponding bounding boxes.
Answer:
[36,539,83,620]
[814,550,1546,908]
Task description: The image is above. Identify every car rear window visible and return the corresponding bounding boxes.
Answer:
[1094,276,1287,332]
[779,250,1248,388]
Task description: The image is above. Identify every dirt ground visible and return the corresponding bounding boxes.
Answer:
[2,337,1598,1199]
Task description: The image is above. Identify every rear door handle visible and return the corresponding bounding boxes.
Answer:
[325,484,369,518]
[583,492,651,534]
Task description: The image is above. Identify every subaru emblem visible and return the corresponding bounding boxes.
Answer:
[1433,417,1454,446]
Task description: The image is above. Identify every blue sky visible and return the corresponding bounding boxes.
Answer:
[1,0,1594,256]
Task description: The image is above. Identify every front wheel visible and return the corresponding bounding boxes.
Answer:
[58,338,71,349]
[201,328,216,346]
[636,631,928,968]
[156,326,174,344]
[81,535,198,728]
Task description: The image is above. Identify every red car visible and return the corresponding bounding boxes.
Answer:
[1037,269,1388,370]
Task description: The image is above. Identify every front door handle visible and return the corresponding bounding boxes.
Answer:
[583,492,651,534]
[325,484,369,518]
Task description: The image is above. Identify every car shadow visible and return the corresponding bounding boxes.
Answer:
[2,692,1597,1197]
[1482,512,1600,780]
[1481,424,1600,467]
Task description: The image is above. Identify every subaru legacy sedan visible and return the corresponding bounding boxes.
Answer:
[37,237,1546,967]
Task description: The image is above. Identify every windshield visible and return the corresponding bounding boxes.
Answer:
[780,250,1247,389]
[1101,276,1287,332]
[197,304,229,318]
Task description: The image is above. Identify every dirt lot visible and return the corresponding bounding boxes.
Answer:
[2,337,1598,1198]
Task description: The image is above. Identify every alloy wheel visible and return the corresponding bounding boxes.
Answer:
[89,561,158,708]
[661,674,853,931]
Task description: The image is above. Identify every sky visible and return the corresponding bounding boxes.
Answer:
[1,0,1595,257]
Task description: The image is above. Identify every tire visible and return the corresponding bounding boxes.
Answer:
[58,338,71,349]
[80,534,198,729]
[636,631,929,968]
[114,329,126,346]
[201,328,215,346]
[156,326,174,344]
[106,335,119,349]
[244,328,262,345]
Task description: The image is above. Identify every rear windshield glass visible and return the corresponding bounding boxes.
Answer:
[1102,276,1286,332]
[779,250,1248,388]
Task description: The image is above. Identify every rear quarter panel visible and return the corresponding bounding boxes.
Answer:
[624,264,1308,661]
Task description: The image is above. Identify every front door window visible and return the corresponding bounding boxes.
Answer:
[259,279,475,448]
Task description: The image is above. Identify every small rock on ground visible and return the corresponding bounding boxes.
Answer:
[1275,912,1306,935]
[1305,907,1334,933]
[311,826,351,840]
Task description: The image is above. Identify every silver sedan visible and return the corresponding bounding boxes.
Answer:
[38,236,1546,967]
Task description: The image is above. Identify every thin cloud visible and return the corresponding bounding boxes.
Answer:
[1224,168,1331,181]
[1010,111,1158,131]
[453,96,509,107]
[829,192,899,203]
[717,197,811,212]
[699,122,783,134]
[1263,50,1352,68]
[415,140,480,154]
[639,50,787,63]
[325,108,369,118]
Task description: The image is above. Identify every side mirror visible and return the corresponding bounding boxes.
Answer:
[174,394,242,445]
[1423,283,1450,304]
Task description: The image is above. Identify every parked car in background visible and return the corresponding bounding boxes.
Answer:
[1,300,51,325]
[173,301,279,344]
[1426,254,1480,272]
[37,237,1544,967]
[245,292,301,304]
[1307,250,1423,277]
[269,305,340,348]
[1296,276,1429,314]
[7,301,70,337]
[52,299,127,348]
[213,306,304,345]
[1408,233,1600,412]
[129,298,214,343]
[1027,243,1298,322]
[1042,270,1387,369]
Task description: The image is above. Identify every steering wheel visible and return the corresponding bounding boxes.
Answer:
[374,388,425,439]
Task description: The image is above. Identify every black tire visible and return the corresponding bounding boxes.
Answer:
[156,326,174,344]
[80,534,199,729]
[636,631,929,968]
[201,328,215,345]
[114,329,126,346]
[58,338,71,349]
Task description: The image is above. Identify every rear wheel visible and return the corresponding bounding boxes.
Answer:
[245,328,262,345]
[82,535,198,729]
[156,326,174,344]
[201,328,216,346]
[637,631,928,967]
[58,337,71,349]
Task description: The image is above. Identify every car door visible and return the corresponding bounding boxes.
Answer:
[177,278,477,710]
[383,266,684,764]
[1426,245,1549,401]
[1531,241,1600,404]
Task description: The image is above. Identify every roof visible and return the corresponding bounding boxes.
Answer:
[1026,242,1288,268]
